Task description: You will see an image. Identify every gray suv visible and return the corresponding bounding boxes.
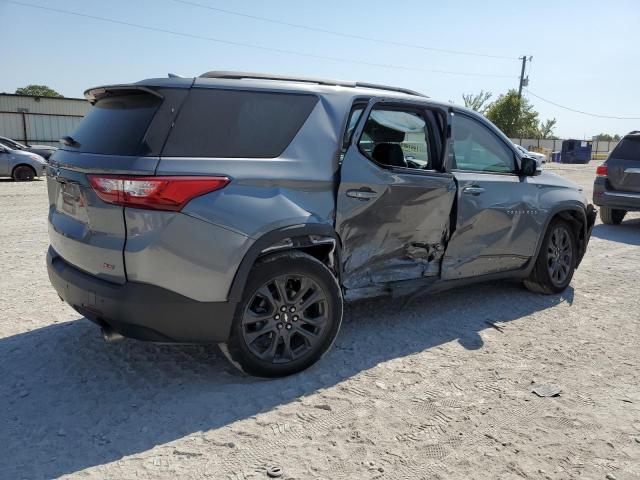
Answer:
[46,72,596,377]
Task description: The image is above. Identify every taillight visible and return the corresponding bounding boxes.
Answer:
[87,175,230,211]
[596,164,608,177]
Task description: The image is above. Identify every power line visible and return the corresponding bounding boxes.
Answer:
[172,0,519,61]
[525,89,640,120]
[2,0,517,79]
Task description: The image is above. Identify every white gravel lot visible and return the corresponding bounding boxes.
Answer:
[1,163,639,480]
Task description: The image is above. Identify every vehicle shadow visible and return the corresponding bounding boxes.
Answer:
[0,280,573,479]
[591,218,640,246]
[0,178,44,182]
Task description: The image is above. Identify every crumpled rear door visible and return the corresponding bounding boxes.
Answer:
[335,98,456,290]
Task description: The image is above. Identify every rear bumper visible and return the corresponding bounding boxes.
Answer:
[593,178,640,211]
[47,247,236,343]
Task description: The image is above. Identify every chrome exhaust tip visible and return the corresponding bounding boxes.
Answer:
[101,326,124,343]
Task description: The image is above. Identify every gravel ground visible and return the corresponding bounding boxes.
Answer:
[1,164,639,480]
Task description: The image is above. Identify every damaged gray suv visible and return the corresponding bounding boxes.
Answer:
[47,72,596,377]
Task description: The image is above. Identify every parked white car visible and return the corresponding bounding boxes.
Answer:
[514,144,547,165]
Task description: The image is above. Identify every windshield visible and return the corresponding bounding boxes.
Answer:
[0,137,25,150]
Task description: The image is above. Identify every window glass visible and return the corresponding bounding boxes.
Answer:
[453,114,515,173]
[163,89,318,158]
[357,108,431,170]
[611,136,640,161]
[65,92,161,155]
[342,106,364,150]
[0,137,24,149]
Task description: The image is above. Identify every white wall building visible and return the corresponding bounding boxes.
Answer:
[0,94,91,147]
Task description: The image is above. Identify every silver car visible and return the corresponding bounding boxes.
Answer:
[0,144,47,180]
[0,136,57,160]
[46,72,596,377]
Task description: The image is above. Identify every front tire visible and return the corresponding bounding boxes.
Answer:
[600,206,626,225]
[524,218,576,294]
[12,165,36,181]
[222,250,343,377]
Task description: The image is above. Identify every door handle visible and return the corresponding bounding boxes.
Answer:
[462,186,485,196]
[346,188,378,200]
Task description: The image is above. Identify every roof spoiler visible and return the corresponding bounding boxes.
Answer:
[199,71,427,98]
[83,85,163,104]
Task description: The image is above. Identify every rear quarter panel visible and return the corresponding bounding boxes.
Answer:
[124,209,253,302]
[146,90,352,301]
[157,92,350,240]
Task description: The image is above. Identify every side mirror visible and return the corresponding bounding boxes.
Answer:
[520,156,538,176]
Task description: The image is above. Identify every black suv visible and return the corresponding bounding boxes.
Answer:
[593,131,640,224]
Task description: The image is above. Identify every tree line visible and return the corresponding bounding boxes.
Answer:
[462,90,621,141]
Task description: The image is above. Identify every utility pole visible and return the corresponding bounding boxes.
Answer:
[518,55,531,99]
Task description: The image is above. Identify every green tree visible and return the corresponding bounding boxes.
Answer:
[485,90,540,138]
[15,84,63,97]
[538,118,558,139]
[462,90,493,115]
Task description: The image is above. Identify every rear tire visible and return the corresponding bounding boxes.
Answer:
[599,206,626,225]
[12,165,36,182]
[524,218,576,294]
[222,250,343,378]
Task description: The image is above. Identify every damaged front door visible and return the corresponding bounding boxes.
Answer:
[441,111,539,280]
[335,99,456,292]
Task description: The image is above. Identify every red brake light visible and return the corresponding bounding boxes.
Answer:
[87,175,230,211]
[596,164,608,177]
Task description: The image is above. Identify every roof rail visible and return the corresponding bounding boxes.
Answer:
[353,82,427,98]
[199,71,427,97]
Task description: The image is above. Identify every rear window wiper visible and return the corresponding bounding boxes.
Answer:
[60,136,81,148]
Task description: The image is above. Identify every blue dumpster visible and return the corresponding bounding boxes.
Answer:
[560,139,592,164]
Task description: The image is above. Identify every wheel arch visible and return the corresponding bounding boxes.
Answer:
[228,224,342,303]
[11,163,37,178]
[530,204,591,271]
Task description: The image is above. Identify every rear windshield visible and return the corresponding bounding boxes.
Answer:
[611,136,640,161]
[66,92,161,155]
[162,89,318,158]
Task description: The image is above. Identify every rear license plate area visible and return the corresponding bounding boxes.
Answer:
[56,182,88,221]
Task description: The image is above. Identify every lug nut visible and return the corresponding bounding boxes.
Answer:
[280,306,287,312]
[289,306,296,313]
[276,323,283,329]
[292,315,298,322]
[274,314,280,320]
[285,324,292,330]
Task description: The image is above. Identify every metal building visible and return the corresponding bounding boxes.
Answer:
[0,94,91,147]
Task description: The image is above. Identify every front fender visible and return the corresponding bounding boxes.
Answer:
[529,202,592,273]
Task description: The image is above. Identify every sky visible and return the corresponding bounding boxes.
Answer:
[1,0,639,138]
